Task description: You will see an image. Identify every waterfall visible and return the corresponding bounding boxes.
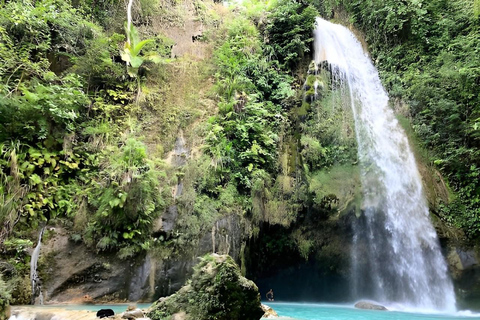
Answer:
[30,226,45,305]
[313,18,456,312]
[172,130,188,198]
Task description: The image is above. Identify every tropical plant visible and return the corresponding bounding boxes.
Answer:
[264,0,318,69]
[85,138,166,256]
[121,24,162,78]
[121,23,164,101]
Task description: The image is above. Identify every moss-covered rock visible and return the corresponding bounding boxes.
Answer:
[147,253,264,320]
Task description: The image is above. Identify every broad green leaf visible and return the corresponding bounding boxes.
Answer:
[130,56,144,68]
[29,174,42,185]
[132,39,154,56]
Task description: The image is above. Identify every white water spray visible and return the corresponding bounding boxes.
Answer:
[313,17,456,312]
[30,226,45,305]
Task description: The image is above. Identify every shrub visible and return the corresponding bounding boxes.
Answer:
[0,274,11,319]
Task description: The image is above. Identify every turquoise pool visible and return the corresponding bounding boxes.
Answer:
[264,303,480,320]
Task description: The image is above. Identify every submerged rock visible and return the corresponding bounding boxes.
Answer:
[354,301,388,311]
[147,253,264,320]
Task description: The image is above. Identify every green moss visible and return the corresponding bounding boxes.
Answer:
[306,74,316,87]
[9,275,31,305]
[296,102,311,116]
[309,165,362,216]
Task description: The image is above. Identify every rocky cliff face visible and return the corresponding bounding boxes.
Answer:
[40,214,245,303]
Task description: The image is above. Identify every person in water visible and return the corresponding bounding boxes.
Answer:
[266,289,274,301]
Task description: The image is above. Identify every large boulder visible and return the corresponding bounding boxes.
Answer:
[147,254,264,320]
[354,301,387,311]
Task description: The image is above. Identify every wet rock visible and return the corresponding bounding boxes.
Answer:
[448,248,478,274]
[162,205,178,233]
[354,301,387,311]
[41,212,246,304]
[261,304,279,318]
[147,254,263,320]
[197,215,243,258]
[122,309,145,319]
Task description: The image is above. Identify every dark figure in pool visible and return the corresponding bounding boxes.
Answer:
[266,289,274,301]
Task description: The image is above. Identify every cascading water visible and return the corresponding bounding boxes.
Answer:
[312,17,456,312]
[30,226,46,305]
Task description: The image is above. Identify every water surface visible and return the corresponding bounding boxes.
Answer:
[265,303,480,320]
[12,303,151,314]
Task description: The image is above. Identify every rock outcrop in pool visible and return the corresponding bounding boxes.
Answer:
[147,253,264,320]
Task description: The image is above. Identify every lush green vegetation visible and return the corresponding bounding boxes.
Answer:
[0,0,326,303]
[203,0,318,228]
[1,0,479,306]
[164,0,323,255]
[0,0,172,300]
[0,0,171,253]
[0,274,11,319]
[316,0,480,237]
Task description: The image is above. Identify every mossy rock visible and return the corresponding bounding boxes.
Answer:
[147,254,264,320]
[309,165,362,216]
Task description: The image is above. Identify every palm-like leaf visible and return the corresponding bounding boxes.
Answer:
[132,39,153,56]
[120,24,161,76]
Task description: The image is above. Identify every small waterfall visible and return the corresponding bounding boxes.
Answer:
[30,226,45,305]
[171,129,188,199]
[313,18,456,311]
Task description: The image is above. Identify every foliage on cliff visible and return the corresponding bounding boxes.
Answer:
[0,0,169,255]
[202,0,318,231]
[0,274,11,319]
[317,0,480,237]
[147,254,264,320]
